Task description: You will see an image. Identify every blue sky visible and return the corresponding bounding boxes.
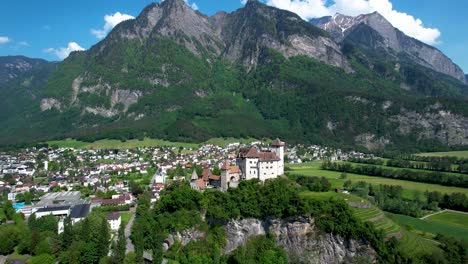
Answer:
[0,0,466,73]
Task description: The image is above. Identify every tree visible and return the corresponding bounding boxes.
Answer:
[110,224,126,264]
[97,217,110,257]
[340,172,347,179]
[80,242,100,264]
[62,216,74,248]
[0,225,19,254]
[3,199,16,220]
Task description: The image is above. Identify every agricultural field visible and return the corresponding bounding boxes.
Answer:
[425,211,468,229]
[417,151,468,159]
[387,213,468,240]
[46,138,199,149]
[204,137,262,147]
[288,162,468,197]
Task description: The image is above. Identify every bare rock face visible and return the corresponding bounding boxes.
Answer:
[0,56,51,85]
[311,12,466,82]
[219,1,351,70]
[224,217,376,263]
[40,98,62,111]
[94,0,223,57]
[355,133,390,150]
[391,109,468,146]
[162,228,205,252]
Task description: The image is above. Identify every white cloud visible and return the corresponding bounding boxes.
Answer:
[91,12,135,39]
[0,36,11,44]
[45,42,85,60]
[262,0,441,45]
[18,41,29,46]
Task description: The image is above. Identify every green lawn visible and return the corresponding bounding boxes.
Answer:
[387,213,468,240]
[417,151,468,159]
[425,211,468,229]
[121,212,133,227]
[288,162,468,198]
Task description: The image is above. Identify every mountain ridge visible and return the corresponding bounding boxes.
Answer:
[310,12,466,83]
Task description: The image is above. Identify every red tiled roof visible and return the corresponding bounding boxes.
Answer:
[209,175,221,181]
[258,151,281,162]
[196,179,205,190]
[221,160,230,170]
[202,169,212,182]
[229,166,241,174]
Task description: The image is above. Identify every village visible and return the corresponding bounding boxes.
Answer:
[0,139,372,233]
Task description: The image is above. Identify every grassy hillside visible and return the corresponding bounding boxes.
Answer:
[300,191,442,257]
[387,213,468,240]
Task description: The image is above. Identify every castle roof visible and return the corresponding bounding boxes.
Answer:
[202,168,212,182]
[238,147,280,161]
[271,138,285,147]
[191,170,199,181]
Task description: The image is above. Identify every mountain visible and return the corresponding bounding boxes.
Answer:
[0,0,467,151]
[0,56,52,85]
[310,12,466,83]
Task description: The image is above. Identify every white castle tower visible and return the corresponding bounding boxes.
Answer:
[270,138,285,176]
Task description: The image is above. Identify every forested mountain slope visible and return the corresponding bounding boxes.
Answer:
[0,0,467,152]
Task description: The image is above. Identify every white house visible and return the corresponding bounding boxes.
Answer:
[107,212,121,232]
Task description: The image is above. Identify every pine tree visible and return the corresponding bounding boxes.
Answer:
[110,224,126,264]
[97,217,110,257]
[62,216,73,249]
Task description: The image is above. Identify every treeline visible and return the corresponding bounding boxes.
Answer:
[322,161,468,188]
[132,178,418,263]
[344,180,468,213]
[349,157,468,174]
[425,191,468,212]
[287,174,332,192]
[386,154,468,165]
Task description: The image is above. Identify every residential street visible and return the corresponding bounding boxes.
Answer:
[125,207,136,254]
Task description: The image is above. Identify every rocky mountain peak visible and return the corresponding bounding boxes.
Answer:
[311,12,466,82]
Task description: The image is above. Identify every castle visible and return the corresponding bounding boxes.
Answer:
[191,139,285,192]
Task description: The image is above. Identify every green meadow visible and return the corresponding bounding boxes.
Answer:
[288,162,468,197]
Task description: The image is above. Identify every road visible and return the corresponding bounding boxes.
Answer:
[125,207,136,254]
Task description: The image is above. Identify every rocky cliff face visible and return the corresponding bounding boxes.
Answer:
[310,12,466,82]
[224,217,376,263]
[217,0,351,70]
[391,108,468,146]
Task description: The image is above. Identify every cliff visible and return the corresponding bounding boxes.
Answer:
[163,216,376,263]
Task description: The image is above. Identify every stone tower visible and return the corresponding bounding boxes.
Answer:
[271,138,285,175]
